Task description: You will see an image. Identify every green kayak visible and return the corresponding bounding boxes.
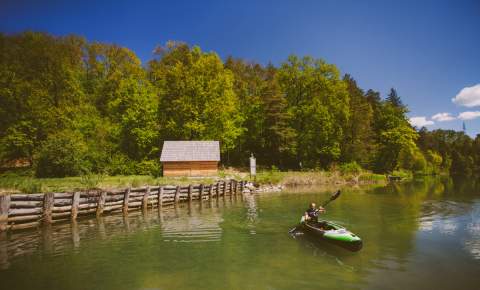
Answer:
[299,217,363,251]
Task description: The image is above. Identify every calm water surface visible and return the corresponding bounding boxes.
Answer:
[1,178,479,290]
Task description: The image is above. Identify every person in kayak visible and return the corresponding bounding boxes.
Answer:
[304,203,325,222]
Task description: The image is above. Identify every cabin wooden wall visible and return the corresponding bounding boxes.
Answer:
[162,161,218,177]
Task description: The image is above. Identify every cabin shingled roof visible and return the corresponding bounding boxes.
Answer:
[160,141,220,162]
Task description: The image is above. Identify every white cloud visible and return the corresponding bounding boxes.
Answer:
[452,84,480,107]
[409,116,434,127]
[432,112,456,122]
[458,111,480,120]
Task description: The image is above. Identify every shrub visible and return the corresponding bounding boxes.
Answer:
[35,130,91,177]
[134,159,162,176]
[339,161,362,176]
[392,169,413,179]
[105,153,135,175]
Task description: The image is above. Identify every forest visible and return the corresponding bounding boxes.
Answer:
[1,32,479,178]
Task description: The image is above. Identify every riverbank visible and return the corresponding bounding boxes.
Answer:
[0,169,399,194]
[0,174,218,194]
[254,170,389,186]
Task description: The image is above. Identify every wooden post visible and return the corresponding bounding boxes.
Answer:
[199,184,204,200]
[188,184,193,202]
[229,180,233,195]
[240,181,244,194]
[174,186,180,203]
[71,191,80,220]
[97,216,106,239]
[0,194,10,232]
[123,187,131,214]
[158,186,164,208]
[142,186,150,211]
[97,191,107,216]
[208,184,213,198]
[71,220,79,249]
[216,182,220,198]
[43,192,54,224]
[223,181,227,196]
[0,231,9,268]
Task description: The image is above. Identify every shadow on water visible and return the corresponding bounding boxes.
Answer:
[290,230,357,271]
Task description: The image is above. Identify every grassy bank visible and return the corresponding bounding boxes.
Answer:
[254,170,387,186]
[0,174,219,194]
[0,167,395,194]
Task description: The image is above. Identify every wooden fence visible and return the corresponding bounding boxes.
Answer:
[1,196,246,269]
[0,179,246,232]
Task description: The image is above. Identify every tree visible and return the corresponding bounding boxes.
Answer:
[35,130,90,177]
[341,75,376,168]
[373,94,418,172]
[149,42,243,153]
[0,32,86,165]
[386,88,403,108]
[224,57,267,165]
[262,65,296,166]
[277,55,350,168]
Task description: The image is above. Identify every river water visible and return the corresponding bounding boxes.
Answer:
[1,177,479,290]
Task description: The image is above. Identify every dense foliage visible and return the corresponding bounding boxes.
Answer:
[1,32,478,177]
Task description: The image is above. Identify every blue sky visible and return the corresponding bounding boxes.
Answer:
[1,0,479,136]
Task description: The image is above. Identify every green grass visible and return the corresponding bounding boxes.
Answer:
[254,170,388,186]
[391,169,413,180]
[0,168,394,194]
[0,174,219,193]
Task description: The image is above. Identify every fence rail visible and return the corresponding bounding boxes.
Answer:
[0,179,247,232]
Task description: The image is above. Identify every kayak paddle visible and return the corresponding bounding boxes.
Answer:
[321,190,341,208]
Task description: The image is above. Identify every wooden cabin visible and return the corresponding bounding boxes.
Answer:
[160,141,220,177]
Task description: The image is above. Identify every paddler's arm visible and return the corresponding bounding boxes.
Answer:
[318,206,325,213]
[303,212,310,220]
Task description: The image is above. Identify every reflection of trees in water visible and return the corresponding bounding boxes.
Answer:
[0,197,244,269]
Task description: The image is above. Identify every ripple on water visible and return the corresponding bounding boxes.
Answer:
[161,214,223,243]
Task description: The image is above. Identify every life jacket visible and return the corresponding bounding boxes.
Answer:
[306,208,319,218]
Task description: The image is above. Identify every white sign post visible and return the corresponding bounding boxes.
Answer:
[249,154,256,181]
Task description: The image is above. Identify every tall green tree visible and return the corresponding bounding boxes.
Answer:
[149,42,243,153]
[277,55,350,168]
[0,32,86,165]
[224,57,267,164]
[341,75,376,168]
[373,90,418,172]
[262,65,296,166]
[85,43,159,162]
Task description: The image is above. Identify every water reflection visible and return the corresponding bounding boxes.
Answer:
[244,191,258,235]
[291,231,357,271]
[417,192,480,260]
[1,178,480,290]
[464,204,480,260]
[0,195,249,269]
[162,202,223,243]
